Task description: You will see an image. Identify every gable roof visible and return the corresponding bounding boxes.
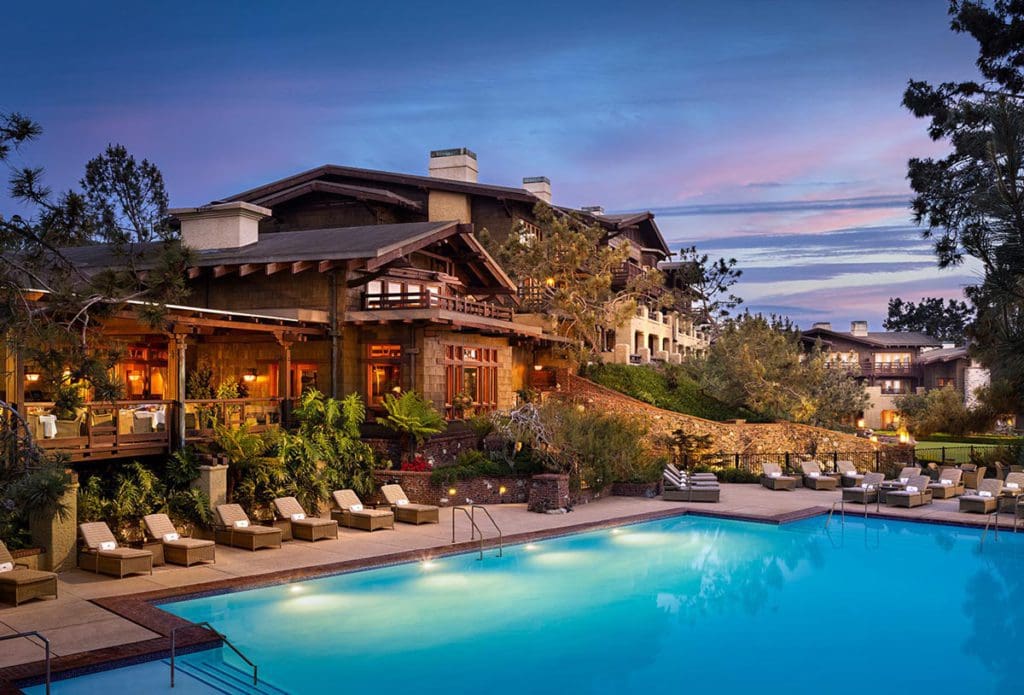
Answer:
[802,327,943,349]
[917,345,970,364]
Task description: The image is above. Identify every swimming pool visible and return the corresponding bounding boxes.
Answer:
[31,515,1024,693]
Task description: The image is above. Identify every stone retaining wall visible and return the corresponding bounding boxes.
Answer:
[370,469,529,506]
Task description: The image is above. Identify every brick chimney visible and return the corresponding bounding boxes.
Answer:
[522,176,551,203]
[850,320,869,337]
[811,322,832,331]
[429,148,478,182]
[169,201,270,251]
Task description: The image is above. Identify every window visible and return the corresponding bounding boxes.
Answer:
[444,344,499,418]
[367,344,402,406]
[881,379,905,395]
[936,377,955,388]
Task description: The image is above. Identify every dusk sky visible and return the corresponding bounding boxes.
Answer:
[3,1,984,328]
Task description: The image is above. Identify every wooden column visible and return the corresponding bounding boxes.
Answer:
[170,334,188,448]
[2,348,20,409]
[276,334,292,424]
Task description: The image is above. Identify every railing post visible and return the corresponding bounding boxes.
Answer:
[784,452,791,474]
[734,453,740,469]
[875,450,880,472]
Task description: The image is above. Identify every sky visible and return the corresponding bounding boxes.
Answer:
[1,0,985,328]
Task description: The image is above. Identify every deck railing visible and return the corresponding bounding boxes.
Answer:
[24,400,172,460]
[183,398,283,438]
[362,292,514,321]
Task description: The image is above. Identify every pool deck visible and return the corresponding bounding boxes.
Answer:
[1,483,1020,691]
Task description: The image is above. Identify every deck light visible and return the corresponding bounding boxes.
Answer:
[499,486,507,495]
[243,368,258,383]
[544,277,556,287]
[448,487,457,497]
[24,371,40,383]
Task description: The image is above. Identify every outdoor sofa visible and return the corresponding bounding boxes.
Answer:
[78,522,153,578]
[884,475,933,508]
[959,479,1002,515]
[331,489,395,531]
[662,467,720,503]
[142,513,216,567]
[841,472,884,505]
[801,461,838,491]
[0,540,58,606]
[272,497,338,542]
[380,484,440,524]
[761,463,797,491]
[214,504,283,551]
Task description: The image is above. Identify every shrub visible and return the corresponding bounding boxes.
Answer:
[430,449,500,485]
[545,403,653,489]
[401,455,432,472]
[381,391,447,459]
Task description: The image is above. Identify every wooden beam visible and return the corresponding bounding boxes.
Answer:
[318,260,338,273]
[213,265,237,278]
[291,260,314,274]
[266,262,289,275]
[187,267,203,279]
[239,263,262,277]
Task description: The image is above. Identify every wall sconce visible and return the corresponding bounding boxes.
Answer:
[127,372,141,382]
[24,371,41,383]
[533,364,544,371]
[856,418,866,429]
[243,368,258,383]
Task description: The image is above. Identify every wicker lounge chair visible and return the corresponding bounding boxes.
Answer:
[842,472,884,505]
[662,468,720,502]
[78,522,153,578]
[884,475,933,508]
[142,514,215,567]
[959,479,1002,514]
[999,472,1024,512]
[272,497,338,542]
[213,504,283,550]
[960,464,987,491]
[331,490,395,531]
[0,541,58,606]
[666,463,717,483]
[837,460,863,488]
[801,461,838,491]
[761,463,797,491]
[380,484,440,524]
[928,468,965,499]
[878,467,920,501]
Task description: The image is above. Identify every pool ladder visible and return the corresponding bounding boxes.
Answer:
[170,621,258,689]
[451,505,503,560]
[0,631,50,694]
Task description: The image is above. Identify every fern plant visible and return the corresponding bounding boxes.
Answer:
[381,391,447,460]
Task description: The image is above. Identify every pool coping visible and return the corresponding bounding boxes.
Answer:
[2,500,1015,692]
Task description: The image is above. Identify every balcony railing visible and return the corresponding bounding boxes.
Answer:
[24,401,172,461]
[183,398,283,438]
[824,361,919,376]
[612,262,645,288]
[362,292,514,321]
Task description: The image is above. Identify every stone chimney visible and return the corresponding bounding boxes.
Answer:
[850,320,869,337]
[522,176,551,203]
[811,322,832,331]
[169,201,270,251]
[581,205,604,216]
[429,148,478,182]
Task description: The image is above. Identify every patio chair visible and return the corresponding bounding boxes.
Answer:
[837,460,863,488]
[380,484,440,524]
[801,461,838,491]
[213,504,283,551]
[961,465,987,491]
[842,472,884,505]
[662,467,720,503]
[78,522,153,578]
[959,479,1002,515]
[884,475,933,508]
[331,489,395,531]
[0,540,58,607]
[928,468,965,499]
[142,514,216,567]
[272,497,338,542]
[761,463,797,491]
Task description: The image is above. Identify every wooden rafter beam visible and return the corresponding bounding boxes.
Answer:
[213,265,237,278]
[318,260,338,273]
[292,260,314,274]
[187,267,203,279]
[239,263,262,277]
[266,262,289,275]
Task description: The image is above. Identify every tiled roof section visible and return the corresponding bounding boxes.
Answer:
[802,327,943,348]
[917,346,970,364]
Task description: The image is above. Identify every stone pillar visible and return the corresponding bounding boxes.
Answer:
[29,472,79,572]
[613,343,630,364]
[637,347,651,364]
[528,474,570,513]
[193,464,229,509]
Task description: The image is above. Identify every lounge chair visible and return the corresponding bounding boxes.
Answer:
[837,460,863,488]
[380,484,440,524]
[331,489,395,531]
[801,461,838,491]
[960,464,987,491]
[142,514,216,567]
[213,504,283,550]
[878,466,920,501]
[761,463,797,491]
[884,475,933,508]
[78,522,153,577]
[959,479,1002,514]
[842,472,884,505]
[0,541,58,606]
[272,497,338,541]
[667,463,717,484]
[662,467,720,502]
[999,472,1024,512]
[928,468,965,499]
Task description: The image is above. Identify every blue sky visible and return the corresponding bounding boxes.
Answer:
[2,0,982,328]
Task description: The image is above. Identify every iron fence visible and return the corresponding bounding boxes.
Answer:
[681,445,983,478]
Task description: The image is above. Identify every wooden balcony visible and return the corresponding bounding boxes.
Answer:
[361,292,514,321]
[25,401,172,462]
[612,262,645,288]
[183,398,284,439]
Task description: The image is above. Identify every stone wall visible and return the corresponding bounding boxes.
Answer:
[370,469,529,506]
[365,427,479,465]
[562,373,878,455]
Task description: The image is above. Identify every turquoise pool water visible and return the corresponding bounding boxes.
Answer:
[31,515,1024,693]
